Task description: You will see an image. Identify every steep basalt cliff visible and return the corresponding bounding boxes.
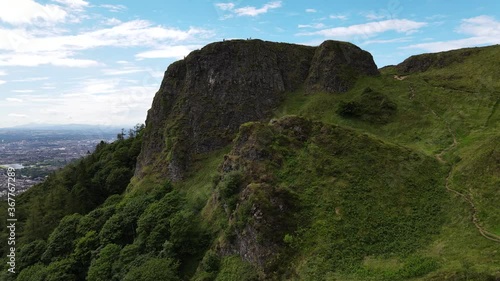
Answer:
[135,39,379,181]
[306,40,380,91]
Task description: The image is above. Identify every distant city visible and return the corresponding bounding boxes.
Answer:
[0,124,124,198]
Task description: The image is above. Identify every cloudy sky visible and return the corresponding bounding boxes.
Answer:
[1,0,499,128]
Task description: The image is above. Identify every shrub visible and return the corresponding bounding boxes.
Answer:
[337,87,397,124]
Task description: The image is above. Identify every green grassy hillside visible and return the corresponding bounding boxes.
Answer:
[199,116,447,280]
[2,44,499,281]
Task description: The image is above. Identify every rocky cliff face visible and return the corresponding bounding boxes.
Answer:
[306,40,379,91]
[135,39,379,181]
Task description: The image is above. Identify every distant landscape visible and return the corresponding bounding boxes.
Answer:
[0,125,121,198]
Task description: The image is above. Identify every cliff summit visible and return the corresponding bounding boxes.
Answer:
[136,39,379,181]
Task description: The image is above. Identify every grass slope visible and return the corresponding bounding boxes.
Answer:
[267,45,500,279]
[215,116,447,280]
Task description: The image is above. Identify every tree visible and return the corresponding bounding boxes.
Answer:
[99,195,154,245]
[105,167,132,194]
[136,190,182,252]
[44,258,78,281]
[72,230,99,275]
[117,129,125,140]
[18,240,47,269]
[41,214,82,263]
[87,244,121,281]
[16,264,47,281]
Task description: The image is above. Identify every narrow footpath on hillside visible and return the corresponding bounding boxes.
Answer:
[405,79,500,243]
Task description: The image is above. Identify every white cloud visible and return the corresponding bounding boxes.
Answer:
[330,14,348,20]
[215,3,235,11]
[53,0,89,10]
[61,78,122,96]
[102,67,148,76]
[0,20,212,67]
[103,17,122,26]
[298,23,326,29]
[297,19,427,39]
[306,9,317,13]
[0,80,6,85]
[364,12,386,21]
[12,90,34,93]
[8,113,28,118]
[52,57,100,67]
[100,4,127,13]
[458,15,500,37]
[235,1,282,16]
[216,1,282,17]
[82,21,209,47]
[0,52,99,67]
[12,85,158,126]
[362,37,412,45]
[403,37,500,53]
[1,20,211,53]
[6,98,24,102]
[0,27,31,50]
[0,77,164,127]
[0,70,6,76]
[12,77,49,82]
[404,15,500,52]
[0,0,67,26]
[135,45,201,59]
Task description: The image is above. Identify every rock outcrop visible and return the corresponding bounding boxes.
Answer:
[306,40,379,92]
[135,39,379,181]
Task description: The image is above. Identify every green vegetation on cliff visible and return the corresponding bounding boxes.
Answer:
[2,41,499,281]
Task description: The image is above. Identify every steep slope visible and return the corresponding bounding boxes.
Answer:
[204,116,446,280]
[135,39,378,182]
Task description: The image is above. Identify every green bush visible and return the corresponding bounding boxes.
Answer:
[337,87,397,124]
[218,171,244,199]
[215,256,258,281]
[200,250,220,273]
[218,171,244,211]
[169,210,207,256]
[398,256,440,279]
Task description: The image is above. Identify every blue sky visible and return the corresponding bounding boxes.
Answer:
[1,0,499,128]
